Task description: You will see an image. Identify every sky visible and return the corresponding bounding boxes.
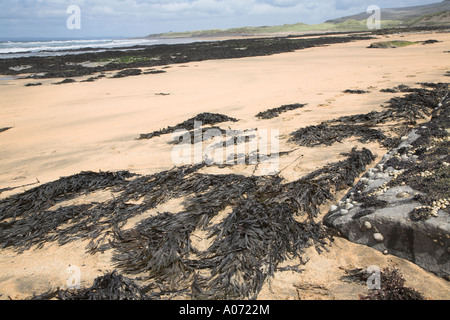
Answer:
[0,0,443,40]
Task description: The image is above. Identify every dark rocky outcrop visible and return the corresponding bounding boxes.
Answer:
[324,93,450,279]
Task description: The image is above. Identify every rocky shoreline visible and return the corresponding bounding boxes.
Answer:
[324,94,450,279]
[1,25,447,83]
[0,35,373,81]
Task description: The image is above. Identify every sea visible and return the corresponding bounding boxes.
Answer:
[0,38,199,59]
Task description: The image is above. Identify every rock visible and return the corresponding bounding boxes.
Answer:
[320,91,450,280]
[113,69,142,78]
[364,221,372,230]
[340,209,349,215]
[373,233,384,243]
[385,166,395,173]
[325,195,450,279]
[53,78,76,85]
[360,177,369,184]
[345,203,354,210]
[397,192,411,198]
[374,173,386,179]
[330,205,338,212]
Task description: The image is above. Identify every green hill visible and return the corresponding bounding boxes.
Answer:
[146,1,450,38]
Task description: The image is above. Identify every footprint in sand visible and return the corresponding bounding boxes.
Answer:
[406,75,416,78]
[12,176,27,181]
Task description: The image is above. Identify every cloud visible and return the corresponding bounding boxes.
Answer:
[0,0,442,38]
[335,0,363,10]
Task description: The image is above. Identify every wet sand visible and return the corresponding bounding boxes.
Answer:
[0,31,449,300]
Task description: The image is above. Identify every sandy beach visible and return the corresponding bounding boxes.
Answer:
[0,31,449,300]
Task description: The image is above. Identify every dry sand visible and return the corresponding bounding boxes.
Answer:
[0,32,449,300]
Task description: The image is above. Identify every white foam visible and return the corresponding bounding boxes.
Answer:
[0,38,159,55]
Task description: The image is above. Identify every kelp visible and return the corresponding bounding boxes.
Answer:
[0,146,375,299]
[343,89,369,94]
[109,147,375,299]
[0,167,200,252]
[112,68,142,78]
[289,123,387,147]
[256,103,306,119]
[290,83,449,149]
[29,271,153,300]
[139,112,239,140]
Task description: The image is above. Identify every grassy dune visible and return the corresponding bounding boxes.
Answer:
[149,19,405,38]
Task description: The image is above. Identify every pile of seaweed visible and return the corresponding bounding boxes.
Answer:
[0,171,136,251]
[29,271,153,300]
[1,147,375,299]
[289,123,388,147]
[256,103,306,119]
[343,89,369,94]
[341,267,424,300]
[360,268,425,300]
[112,68,142,78]
[289,83,449,149]
[139,112,239,140]
[109,148,374,300]
[53,78,76,85]
[169,126,229,145]
[81,74,106,83]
